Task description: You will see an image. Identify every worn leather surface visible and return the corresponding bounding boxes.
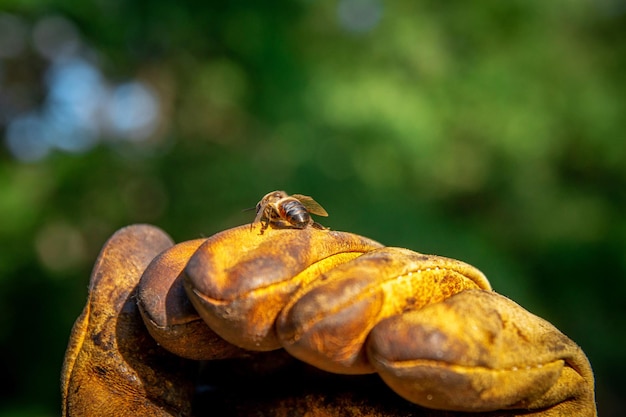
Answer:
[61,225,195,416]
[61,223,597,416]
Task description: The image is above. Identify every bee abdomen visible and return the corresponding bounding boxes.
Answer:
[281,200,310,228]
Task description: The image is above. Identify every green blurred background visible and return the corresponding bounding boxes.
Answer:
[0,0,624,415]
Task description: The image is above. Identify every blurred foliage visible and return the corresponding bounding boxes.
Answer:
[0,0,625,415]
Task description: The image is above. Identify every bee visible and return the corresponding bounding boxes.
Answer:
[252,191,329,234]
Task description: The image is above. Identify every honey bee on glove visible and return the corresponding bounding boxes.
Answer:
[252,191,329,233]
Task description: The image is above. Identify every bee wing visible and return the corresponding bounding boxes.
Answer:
[292,194,329,217]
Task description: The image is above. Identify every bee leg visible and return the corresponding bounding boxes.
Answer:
[273,219,298,229]
[311,221,328,230]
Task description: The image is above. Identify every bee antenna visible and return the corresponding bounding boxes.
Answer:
[241,207,256,212]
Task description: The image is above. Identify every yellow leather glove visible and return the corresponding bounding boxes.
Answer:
[61,224,596,416]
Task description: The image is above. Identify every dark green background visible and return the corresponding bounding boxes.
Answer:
[0,1,624,415]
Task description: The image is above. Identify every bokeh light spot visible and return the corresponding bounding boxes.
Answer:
[337,0,383,34]
[0,13,28,59]
[105,81,159,141]
[35,221,87,274]
[32,15,80,61]
[5,113,51,162]
[46,57,105,125]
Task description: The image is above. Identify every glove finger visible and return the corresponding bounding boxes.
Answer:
[61,224,195,417]
[184,225,383,350]
[367,290,595,414]
[277,247,490,374]
[137,238,248,360]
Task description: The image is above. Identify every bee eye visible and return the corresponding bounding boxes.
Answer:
[256,203,261,213]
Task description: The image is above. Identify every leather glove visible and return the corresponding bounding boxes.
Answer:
[61,224,596,416]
